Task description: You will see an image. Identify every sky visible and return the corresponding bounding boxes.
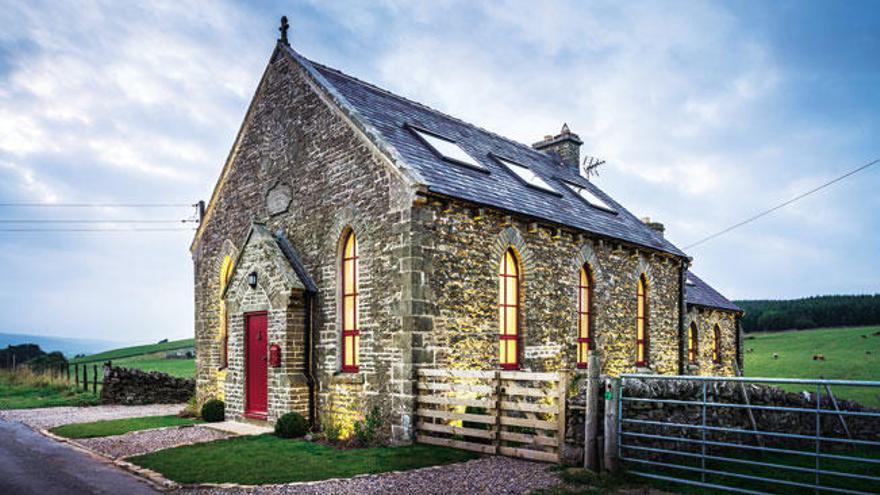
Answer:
[0,0,878,344]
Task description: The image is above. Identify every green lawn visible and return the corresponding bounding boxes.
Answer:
[130,435,478,485]
[744,325,880,407]
[0,370,99,409]
[70,338,194,365]
[50,415,200,439]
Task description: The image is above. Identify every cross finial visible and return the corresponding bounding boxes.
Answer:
[278,16,290,46]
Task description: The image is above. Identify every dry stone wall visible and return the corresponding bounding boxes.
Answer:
[101,366,194,405]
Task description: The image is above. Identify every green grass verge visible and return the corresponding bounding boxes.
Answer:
[744,325,880,407]
[129,435,479,485]
[0,370,99,410]
[50,415,201,439]
[70,338,194,364]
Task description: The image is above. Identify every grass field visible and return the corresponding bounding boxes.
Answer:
[0,369,99,409]
[130,435,478,485]
[744,325,880,407]
[50,415,200,438]
[70,338,194,364]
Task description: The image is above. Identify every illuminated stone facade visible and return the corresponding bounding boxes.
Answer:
[192,42,741,443]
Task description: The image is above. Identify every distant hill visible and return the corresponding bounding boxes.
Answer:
[69,338,195,364]
[0,332,122,357]
[735,294,880,333]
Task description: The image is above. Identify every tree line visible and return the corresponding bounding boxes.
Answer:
[1,344,68,373]
[735,294,880,333]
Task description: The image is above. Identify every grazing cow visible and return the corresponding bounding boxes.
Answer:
[812,354,825,361]
[773,353,779,360]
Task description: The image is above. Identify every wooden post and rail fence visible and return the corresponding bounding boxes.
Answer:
[415,368,568,463]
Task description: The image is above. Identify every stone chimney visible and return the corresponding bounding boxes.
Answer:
[641,217,665,237]
[532,123,583,171]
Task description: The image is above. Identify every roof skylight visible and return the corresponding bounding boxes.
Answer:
[495,156,557,193]
[564,181,616,213]
[410,128,485,170]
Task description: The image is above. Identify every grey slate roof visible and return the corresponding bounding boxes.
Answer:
[289,48,686,258]
[685,271,742,313]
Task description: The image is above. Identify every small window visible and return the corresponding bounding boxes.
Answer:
[577,264,594,368]
[565,181,616,213]
[688,323,698,364]
[341,231,360,372]
[712,325,721,364]
[410,127,485,170]
[498,249,520,370]
[495,156,558,193]
[636,274,649,367]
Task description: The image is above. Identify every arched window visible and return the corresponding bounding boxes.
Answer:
[688,323,698,364]
[341,231,360,372]
[498,249,520,370]
[577,264,593,369]
[636,274,649,367]
[712,324,721,364]
[219,255,234,369]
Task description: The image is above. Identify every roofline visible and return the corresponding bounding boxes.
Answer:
[191,42,426,253]
[686,302,745,315]
[418,190,689,261]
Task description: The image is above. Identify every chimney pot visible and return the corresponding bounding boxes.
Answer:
[642,217,665,237]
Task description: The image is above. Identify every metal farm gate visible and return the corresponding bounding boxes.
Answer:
[616,374,880,494]
[415,368,567,463]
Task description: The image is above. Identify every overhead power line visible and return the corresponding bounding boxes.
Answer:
[0,219,198,224]
[684,156,880,250]
[0,228,195,232]
[0,203,193,208]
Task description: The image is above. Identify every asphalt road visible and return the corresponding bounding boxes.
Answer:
[0,419,160,495]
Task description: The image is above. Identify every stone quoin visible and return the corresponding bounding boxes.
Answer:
[190,18,743,442]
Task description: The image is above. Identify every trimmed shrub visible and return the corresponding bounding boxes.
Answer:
[275,412,309,438]
[201,399,225,422]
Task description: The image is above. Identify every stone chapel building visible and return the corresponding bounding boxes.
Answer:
[191,27,743,441]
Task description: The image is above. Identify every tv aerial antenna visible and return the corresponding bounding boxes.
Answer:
[581,155,605,180]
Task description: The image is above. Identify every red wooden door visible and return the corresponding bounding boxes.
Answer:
[245,312,268,418]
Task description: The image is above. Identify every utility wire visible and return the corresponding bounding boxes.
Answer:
[0,228,195,232]
[0,203,192,208]
[684,156,880,250]
[0,219,198,224]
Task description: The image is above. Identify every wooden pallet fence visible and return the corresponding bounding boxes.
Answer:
[416,368,566,463]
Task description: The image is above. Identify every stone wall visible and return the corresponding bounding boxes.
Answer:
[101,366,194,405]
[192,47,417,441]
[413,199,685,376]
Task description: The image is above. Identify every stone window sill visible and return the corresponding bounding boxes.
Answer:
[635,367,655,374]
[332,371,365,385]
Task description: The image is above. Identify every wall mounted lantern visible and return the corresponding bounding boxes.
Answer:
[248,271,258,288]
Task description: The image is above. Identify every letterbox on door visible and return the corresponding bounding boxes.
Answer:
[269,343,281,368]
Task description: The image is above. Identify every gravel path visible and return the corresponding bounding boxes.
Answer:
[78,425,231,459]
[0,404,184,430]
[175,456,559,495]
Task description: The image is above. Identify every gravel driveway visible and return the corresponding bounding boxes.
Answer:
[176,456,560,495]
[78,425,231,459]
[0,404,184,430]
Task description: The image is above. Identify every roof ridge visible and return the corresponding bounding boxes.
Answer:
[304,58,562,165]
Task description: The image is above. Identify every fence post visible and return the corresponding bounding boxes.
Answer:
[493,370,502,455]
[603,377,619,472]
[558,371,568,462]
[93,364,98,394]
[584,352,600,471]
[66,363,70,382]
[74,364,79,386]
[82,364,88,391]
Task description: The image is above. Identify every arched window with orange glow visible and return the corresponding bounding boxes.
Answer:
[577,264,593,368]
[712,324,721,364]
[219,255,234,369]
[636,274,649,367]
[498,249,520,369]
[688,322,698,364]
[341,231,360,372]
